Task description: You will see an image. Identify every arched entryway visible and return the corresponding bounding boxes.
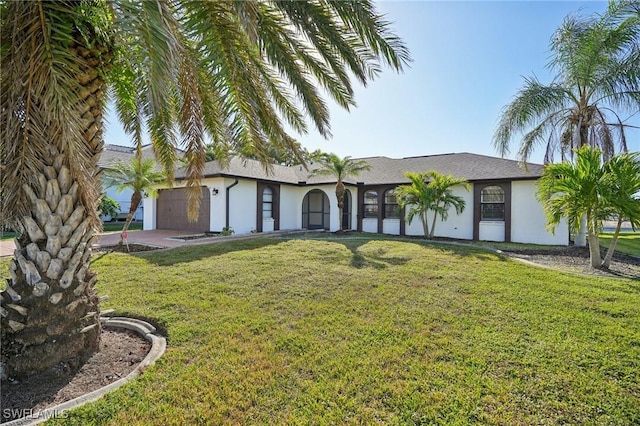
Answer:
[342,189,352,230]
[302,190,330,230]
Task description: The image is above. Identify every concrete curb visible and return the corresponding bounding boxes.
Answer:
[5,317,166,426]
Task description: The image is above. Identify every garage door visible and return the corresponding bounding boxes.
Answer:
[156,187,210,232]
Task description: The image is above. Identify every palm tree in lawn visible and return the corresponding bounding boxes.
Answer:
[600,152,640,268]
[395,171,469,239]
[102,158,166,244]
[0,0,410,378]
[537,146,610,268]
[493,1,640,246]
[310,153,372,231]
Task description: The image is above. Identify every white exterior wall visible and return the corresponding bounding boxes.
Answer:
[279,185,303,230]
[479,221,505,242]
[511,180,569,245]
[227,179,257,234]
[404,185,473,240]
[143,196,156,230]
[432,186,474,240]
[362,218,377,233]
[209,178,228,232]
[382,219,400,235]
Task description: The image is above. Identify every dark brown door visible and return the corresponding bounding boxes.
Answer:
[156,187,210,232]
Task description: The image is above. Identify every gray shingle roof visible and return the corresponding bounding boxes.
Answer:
[349,153,544,185]
[175,152,543,185]
[102,146,543,186]
[99,144,178,169]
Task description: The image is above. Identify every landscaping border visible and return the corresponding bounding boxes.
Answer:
[4,317,166,426]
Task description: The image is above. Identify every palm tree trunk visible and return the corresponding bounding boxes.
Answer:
[0,149,102,378]
[335,181,345,231]
[602,216,623,269]
[0,38,109,378]
[120,191,143,245]
[420,211,430,239]
[586,211,602,268]
[429,208,438,239]
[575,215,588,247]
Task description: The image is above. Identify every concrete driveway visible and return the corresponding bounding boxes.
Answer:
[0,230,207,257]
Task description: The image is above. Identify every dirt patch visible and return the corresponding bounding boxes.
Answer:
[1,328,150,423]
[95,243,161,253]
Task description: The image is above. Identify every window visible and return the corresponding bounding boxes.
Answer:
[262,187,273,219]
[481,185,505,221]
[384,189,399,218]
[363,190,378,218]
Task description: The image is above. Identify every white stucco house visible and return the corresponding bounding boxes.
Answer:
[141,152,569,246]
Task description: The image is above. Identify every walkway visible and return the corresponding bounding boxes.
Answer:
[1,230,212,258]
[0,229,299,258]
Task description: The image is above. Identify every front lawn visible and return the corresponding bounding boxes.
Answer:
[599,232,639,257]
[4,236,639,424]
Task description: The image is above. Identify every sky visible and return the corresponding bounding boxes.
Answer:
[103,0,640,165]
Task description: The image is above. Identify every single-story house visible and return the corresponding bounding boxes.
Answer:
[142,152,569,246]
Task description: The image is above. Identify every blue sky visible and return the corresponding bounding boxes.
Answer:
[104,1,640,165]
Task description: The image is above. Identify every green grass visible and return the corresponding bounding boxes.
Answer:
[101,221,143,233]
[599,232,640,257]
[2,236,639,425]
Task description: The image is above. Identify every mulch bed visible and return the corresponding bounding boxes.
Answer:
[1,329,150,423]
[500,246,640,279]
[95,243,161,253]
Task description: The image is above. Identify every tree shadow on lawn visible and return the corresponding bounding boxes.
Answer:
[328,237,504,270]
[127,238,285,266]
[118,234,504,270]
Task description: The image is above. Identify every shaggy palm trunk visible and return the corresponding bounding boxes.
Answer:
[602,216,623,269]
[335,181,345,231]
[0,40,108,379]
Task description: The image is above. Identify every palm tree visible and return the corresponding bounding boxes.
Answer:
[493,1,640,246]
[309,153,372,231]
[102,158,166,244]
[395,171,469,239]
[0,0,410,378]
[537,147,610,268]
[600,152,640,268]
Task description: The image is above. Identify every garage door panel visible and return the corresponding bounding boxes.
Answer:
[157,187,210,232]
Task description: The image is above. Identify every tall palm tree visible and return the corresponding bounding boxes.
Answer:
[0,0,410,378]
[537,146,610,268]
[102,158,166,243]
[494,1,639,163]
[600,152,640,268]
[395,171,469,239]
[493,0,640,246]
[309,153,372,231]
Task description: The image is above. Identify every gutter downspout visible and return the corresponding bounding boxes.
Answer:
[225,179,239,229]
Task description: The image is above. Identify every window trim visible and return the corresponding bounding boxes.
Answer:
[363,190,379,218]
[383,189,399,219]
[262,187,273,219]
[480,185,505,221]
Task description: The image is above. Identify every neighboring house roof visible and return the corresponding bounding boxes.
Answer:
[98,144,174,169]
[173,152,544,186]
